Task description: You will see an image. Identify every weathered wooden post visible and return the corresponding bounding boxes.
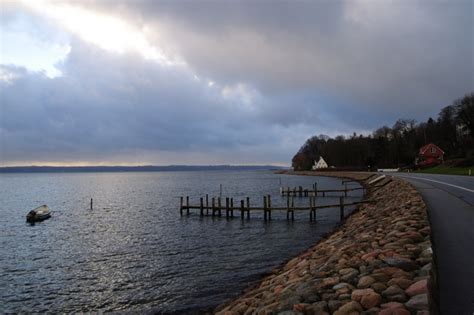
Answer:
[291,195,295,221]
[212,197,215,217]
[263,196,267,221]
[186,196,190,215]
[286,194,290,220]
[90,198,93,210]
[339,196,345,221]
[206,194,209,215]
[218,197,222,217]
[180,196,183,216]
[230,198,234,217]
[200,197,204,216]
[267,194,272,220]
[240,200,245,219]
[246,197,250,219]
[299,186,303,197]
[309,196,313,221]
[225,197,229,218]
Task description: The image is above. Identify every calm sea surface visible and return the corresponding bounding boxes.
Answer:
[0,171,362,313]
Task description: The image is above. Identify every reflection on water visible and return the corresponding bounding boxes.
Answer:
[0,171,362,313]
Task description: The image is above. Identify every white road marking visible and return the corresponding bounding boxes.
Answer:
[396,175,474,193]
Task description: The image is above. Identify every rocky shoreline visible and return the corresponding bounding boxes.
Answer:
[215,172,434,315]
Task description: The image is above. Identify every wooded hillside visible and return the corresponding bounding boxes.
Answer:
[292,93,474,170]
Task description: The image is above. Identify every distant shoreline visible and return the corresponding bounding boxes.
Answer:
[0,165,287,173]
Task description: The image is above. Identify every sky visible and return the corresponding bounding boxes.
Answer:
[0,0,473,166]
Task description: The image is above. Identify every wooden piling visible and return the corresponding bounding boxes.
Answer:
[240,200,245,219]
[90,198,93,210]
[263,196,267,221]
[206,194,209,215]
[230,198,234,217]
[212,197,215,217]
[226,197,229,218]
[218,197,222,217]
[246,197,250,219]
[267,195,272,220]
[286,195,290,220]
[186,196,190,215]
[339,196,345,221]
[200,197,204,216]
[291,196,295,220]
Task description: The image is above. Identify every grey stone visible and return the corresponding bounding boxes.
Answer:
[383,257,418,271]
[405,293,429,310]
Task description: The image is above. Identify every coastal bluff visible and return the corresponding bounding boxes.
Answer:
[215,172,433,315]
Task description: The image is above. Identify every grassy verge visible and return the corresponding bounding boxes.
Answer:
[415,165,473,176]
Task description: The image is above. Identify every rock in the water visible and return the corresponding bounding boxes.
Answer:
[405,293,428,310]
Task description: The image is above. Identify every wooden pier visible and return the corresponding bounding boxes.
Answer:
[179,175,393,222]
[180,194,373,222]
[279,183,364,198]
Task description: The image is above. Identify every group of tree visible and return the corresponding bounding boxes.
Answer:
[292,93,474,171]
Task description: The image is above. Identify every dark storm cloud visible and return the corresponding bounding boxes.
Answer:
[91,0,472,117]
[1,39,326,164]
[1,0,473,165]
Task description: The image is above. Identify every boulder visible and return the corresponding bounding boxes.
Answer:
[405,279,428,297]
[383,258,418,272]
[334,301,363,315]
[405,293,428,310]
[357,276,376,289]
[360,292,382,309]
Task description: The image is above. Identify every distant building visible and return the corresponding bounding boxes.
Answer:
[312,156,328,170]
[416,143,444,167]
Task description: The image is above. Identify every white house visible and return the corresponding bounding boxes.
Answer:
[312,156,328,170]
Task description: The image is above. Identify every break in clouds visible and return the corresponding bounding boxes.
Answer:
[0,0,473,165]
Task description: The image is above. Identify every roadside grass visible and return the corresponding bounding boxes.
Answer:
[415,165,473,176]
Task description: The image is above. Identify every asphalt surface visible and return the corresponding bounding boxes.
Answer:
[392,173,474,315]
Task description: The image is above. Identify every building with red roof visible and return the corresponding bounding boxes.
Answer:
[416,143,445,167]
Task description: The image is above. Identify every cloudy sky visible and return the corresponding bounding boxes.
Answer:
[0,0,472,166]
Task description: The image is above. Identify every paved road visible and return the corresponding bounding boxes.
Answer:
[392,173,474,315]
